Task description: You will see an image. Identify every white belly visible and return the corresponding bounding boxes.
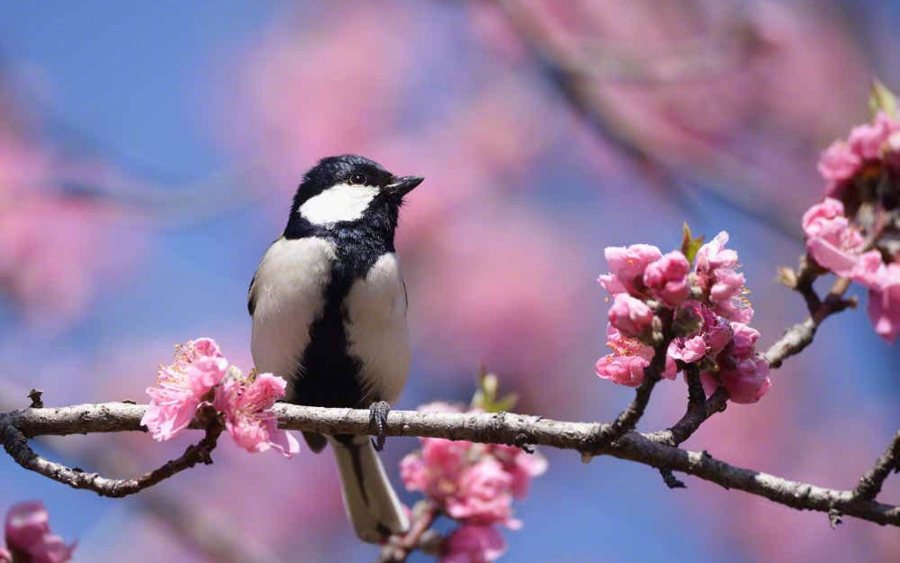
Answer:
[250,236,336,397]
[344,253,411,404]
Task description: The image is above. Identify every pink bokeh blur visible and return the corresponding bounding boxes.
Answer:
[0,1,897,562]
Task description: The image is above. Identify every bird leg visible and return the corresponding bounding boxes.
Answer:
[368,400,391,451]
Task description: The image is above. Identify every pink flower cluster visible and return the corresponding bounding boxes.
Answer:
[400,403,547,562]
[817,112,900,196]
[806,107,900,342]
[141,338,299,456]
[595,232,772,404]
[1,501,75,563]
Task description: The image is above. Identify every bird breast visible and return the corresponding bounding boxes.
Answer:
[344,252,411,405]
[250,236,337,397]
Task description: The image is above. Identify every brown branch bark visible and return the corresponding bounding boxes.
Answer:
[2,402,897,526]
[377,501,440,563]
[853,431,900,501]
[589,319,675,450]
[766,265,855,369]
[0,405,223,498]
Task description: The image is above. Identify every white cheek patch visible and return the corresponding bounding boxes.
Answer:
[299,183,379,225]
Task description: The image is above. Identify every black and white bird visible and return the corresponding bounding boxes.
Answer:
[248,155,422,543]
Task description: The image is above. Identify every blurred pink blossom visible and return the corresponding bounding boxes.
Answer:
[441,524,507,563]
[488,444,549,499]
[852,255,900,342]
[818,112,900,195]
[0,197,140,332]
[446,458,517,528]
[224,4,414,185]
[401,402,547,534]
[3,501,75,563]
[215,372,300,457]
[141,338,228,441]
[817,142,861,191]
[410,210,587,379]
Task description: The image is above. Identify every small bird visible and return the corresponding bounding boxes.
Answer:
[248,155,422,543]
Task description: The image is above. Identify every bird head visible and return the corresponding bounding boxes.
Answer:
[285,155,423,236]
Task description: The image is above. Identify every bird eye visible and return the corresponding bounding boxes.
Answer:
[348,173,367,185]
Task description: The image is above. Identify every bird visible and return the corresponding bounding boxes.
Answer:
[248,155,422,543]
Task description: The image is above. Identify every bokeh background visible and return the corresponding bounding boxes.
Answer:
[1,1,898,561]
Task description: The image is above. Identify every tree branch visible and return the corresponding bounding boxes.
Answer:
[2,402,897,526]
[588,320,675,451]
[853,431,900,501]
[377,501,440,563]
[767,264,856,369]
[0,405,223,498]
[0,381,281,563]
[647,368,729,488]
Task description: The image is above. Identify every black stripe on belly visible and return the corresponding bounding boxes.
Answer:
[293,287,366,409]
[290,226,394,409]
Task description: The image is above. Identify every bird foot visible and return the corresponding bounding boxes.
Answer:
[368,401,391,451]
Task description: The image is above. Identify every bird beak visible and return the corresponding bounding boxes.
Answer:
[387,176,424,196]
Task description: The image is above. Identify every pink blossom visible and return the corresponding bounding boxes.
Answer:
[607,294,654,338]
[215,373,300,457]
[701,321,771,404]
[703,312,734,356]
[802,198,866,277]
[887,131,900,165]
[694,232,753,323]
[847,112,898,159]
[446,458,516,528]
[602,244,663,296]
[402,403,547,534]
[818,112,900,194]
[595,327,676,387]
[706,356,772,404]
[852,254,900,342]
[695,231,739,272]
[441,525,507,563]
[643,251,691,306]
[401,437,471,500]
[730,323,761,357]
[401,402,476,502]
[4,501,75,563]
[595,354,652,387]
[488,444,548,499]
[597,273,627,296]
[141,338,228,441]
[668,335,707,364]
[817,140,861,191]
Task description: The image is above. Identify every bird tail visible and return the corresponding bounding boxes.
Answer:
[329,435,409,543]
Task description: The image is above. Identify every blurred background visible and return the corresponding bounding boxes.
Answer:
[0,1,898,561]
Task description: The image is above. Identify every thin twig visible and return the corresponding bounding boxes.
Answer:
[0,405,223,498]
[649,369,729,488]
[377,502,440,563]
[765,271,855,368]
[853,431,900,501]
[588,315,675,451]
[3,402,897,526]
